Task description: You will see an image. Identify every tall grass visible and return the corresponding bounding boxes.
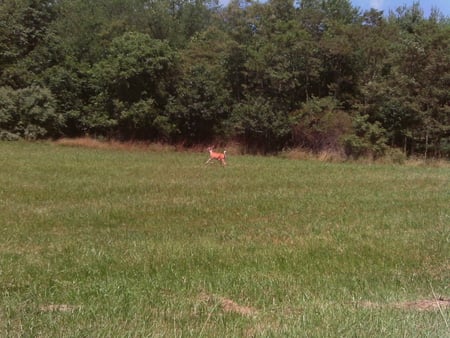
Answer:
[0,141,449,336]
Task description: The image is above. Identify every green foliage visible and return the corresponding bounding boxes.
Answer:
[343,114,388,159]
[245,18,320,107]
[300,0,359,19]
[89,31,178,139]
[118,99,174,140]
[1,0,449,157]
[136,0,217,47]
[42,63,89,136]
[0,130,21,141]
[0,87,16,128]
[0,86,63,140]
[358,15,450,157]
[232,97,291,153]
[0,0,56,62]
[292,96,352,152]
[168,65,230,144]
[93,31,177,103]
[0,0,57,88]
[168,27,232,144]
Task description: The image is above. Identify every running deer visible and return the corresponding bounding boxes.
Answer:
[205,147,227,166]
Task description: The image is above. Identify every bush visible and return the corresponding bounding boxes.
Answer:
[0,130,20,141]
[292,97,352,152]
[343,114,388,159]
[0,85,64,140]
[0,86,16,131]
[232,97,291,153]
[118,99,174,140]
[384,148,407,164]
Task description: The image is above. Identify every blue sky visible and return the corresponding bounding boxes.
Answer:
[219,0,450,17]
[351,0,450,17]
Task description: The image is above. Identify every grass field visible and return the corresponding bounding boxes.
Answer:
[0,141,449,337]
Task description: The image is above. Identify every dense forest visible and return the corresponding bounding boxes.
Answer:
[1,0,449,158]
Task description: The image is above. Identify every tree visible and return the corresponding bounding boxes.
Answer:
[361,8,450,157]
[0,0,58,88]
[292,96,352,152]
[168,27,232,144]
[232,97,292,153]
[343,114,388,159]
[0,85,64,139]
[0,0,448,157]
[88,31,179,139]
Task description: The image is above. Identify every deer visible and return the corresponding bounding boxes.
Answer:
[205,146,227,166]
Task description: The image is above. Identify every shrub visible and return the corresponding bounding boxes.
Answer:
[0,85,64,140]
[0,86,16,131]
[384,148,407,164]
[118,99,174,140]
[292,97,352,152]
[0,130,20,141]
[232,97,291,153]
[343,114,388,159]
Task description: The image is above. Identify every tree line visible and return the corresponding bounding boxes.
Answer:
[1,0,449,158]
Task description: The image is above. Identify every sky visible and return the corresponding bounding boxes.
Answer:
[350,0,450,17]
[219,0,450,17]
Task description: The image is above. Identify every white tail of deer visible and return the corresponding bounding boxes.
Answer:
[205,147,227,166]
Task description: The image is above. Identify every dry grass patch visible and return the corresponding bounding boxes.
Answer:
[280,148,345,162]
[393,298,450,311]
[54,137,175,152]
[405,157,450,168]
[219,297,258,317]
[280,148,317,161]
[39,304,82,313]
[359,298,450,311]
[198,293,258,317]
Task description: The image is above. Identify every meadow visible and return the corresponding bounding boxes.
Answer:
[0,141,449,337]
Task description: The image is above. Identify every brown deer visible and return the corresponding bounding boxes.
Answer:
[205,147,227,166]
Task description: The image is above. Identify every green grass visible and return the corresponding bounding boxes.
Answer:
[0,141,449,337]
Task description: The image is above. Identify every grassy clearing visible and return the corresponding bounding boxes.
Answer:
[0,141,449,337]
